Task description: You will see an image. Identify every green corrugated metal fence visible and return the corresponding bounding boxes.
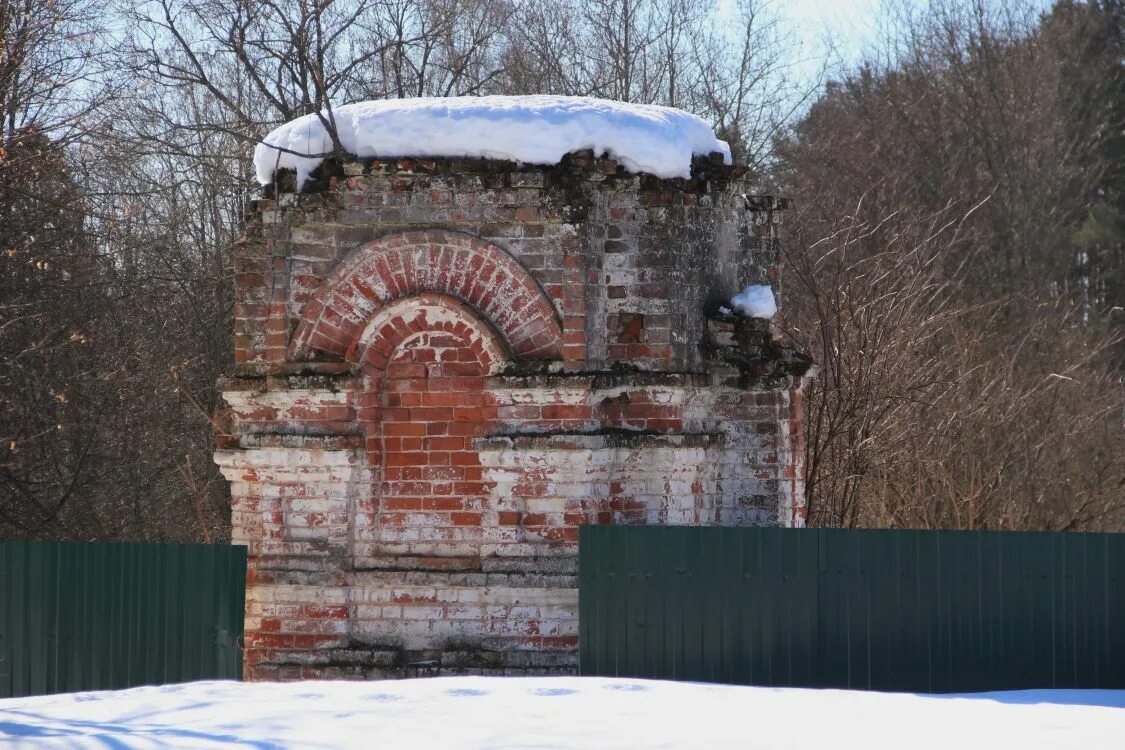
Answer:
[0,541,247,698]
[579,527,1125,692]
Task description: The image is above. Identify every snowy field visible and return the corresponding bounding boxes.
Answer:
[1,676,1123,749]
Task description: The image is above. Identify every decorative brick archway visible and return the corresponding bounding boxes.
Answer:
[289,230,564,363]
[346,293,507,557]
[294,240,523,559]
[352,293,508,375]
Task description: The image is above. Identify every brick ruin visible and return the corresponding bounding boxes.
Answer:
[214,150,812,680]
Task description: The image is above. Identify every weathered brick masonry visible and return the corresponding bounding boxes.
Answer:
[214,151,812,680]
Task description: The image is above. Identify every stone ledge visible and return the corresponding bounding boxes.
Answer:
[230,361,355,378]
[232,433,363,450]
[219,370,361,393]
[475,431,720,451]
[340,555,579,577]
[487,370,711,389]
[214,445,363,471]
[347,570,579,591]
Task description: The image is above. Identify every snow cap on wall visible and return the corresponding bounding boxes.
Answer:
[254,95,731,188]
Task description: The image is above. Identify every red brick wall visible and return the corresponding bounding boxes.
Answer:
[216,155,810,680]
[375,322,497,551]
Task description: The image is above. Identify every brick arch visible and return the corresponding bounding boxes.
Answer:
[289,230,563,362]
[353,293,507,375]
[347,293,503,555]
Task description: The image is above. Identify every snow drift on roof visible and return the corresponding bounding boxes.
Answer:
[253,96,731,188]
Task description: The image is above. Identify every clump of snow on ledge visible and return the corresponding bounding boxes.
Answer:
[254,95,731,188]
[731,284,777,318]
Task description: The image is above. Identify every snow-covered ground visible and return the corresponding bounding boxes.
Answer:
[1,676,1122,749]
[254,95,731,188]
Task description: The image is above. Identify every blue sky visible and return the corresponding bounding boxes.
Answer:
[772,0,1055,82]
[781,0,885,68]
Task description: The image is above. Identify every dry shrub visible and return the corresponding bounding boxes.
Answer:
[783,199,1124,530]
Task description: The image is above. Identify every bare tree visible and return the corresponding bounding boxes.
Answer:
[0,0,239,541]
[501,0,804,172]
[0,0,120,142]
[778,0,1125,531]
